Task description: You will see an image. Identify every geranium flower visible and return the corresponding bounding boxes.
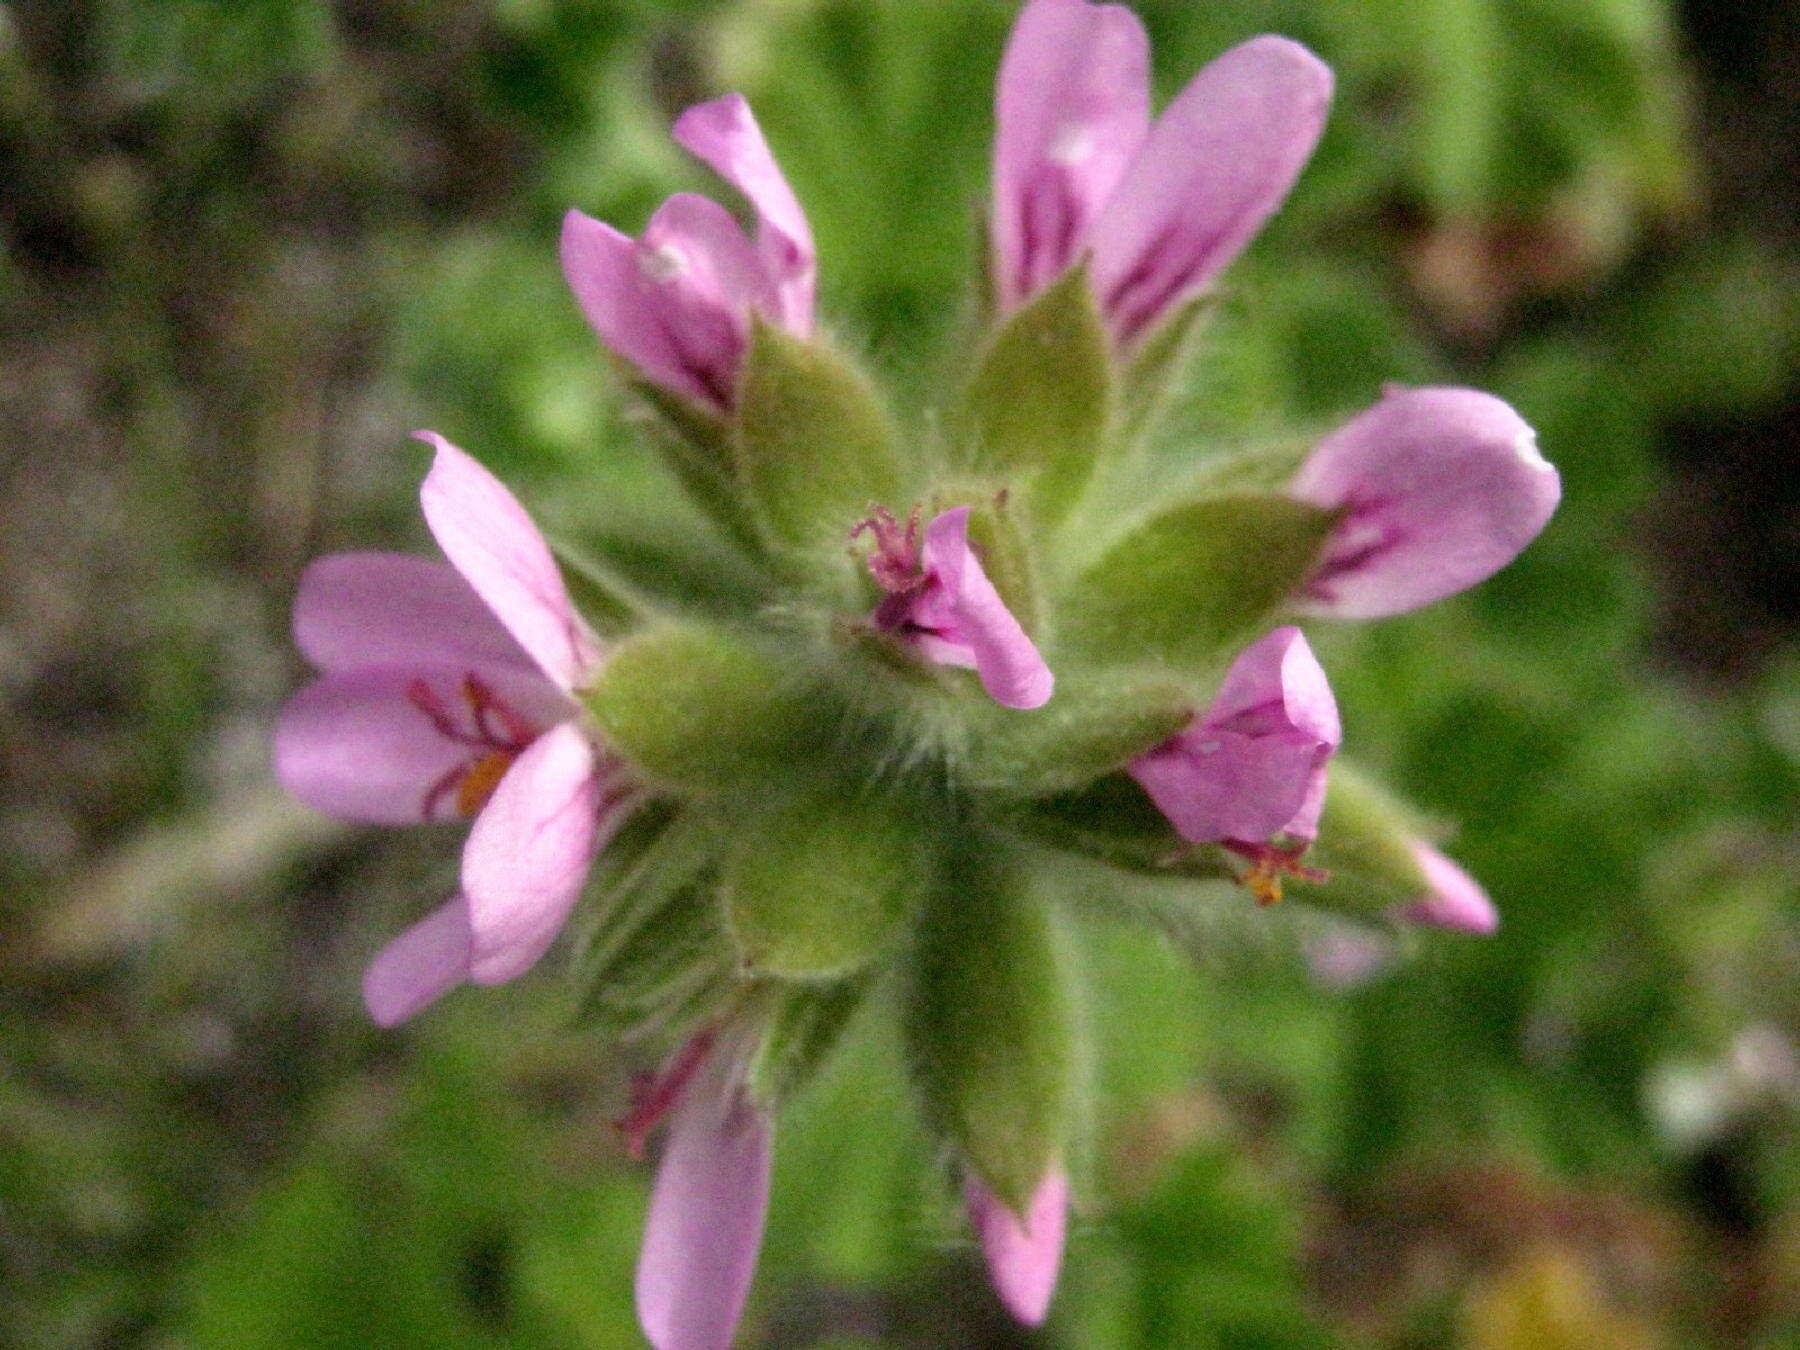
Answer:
[857,505,1054,710]
[991,0,1332,346]
[274,434,632,1024]
[1129,626,1339,898]
[1291,386,1562,619]
[562,94,815,412]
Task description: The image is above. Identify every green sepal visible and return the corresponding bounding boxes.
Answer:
[547,513,768,622]
[1009,774,1237,882]
[583,623,825,794]
[963,671,1194,797]
[1060,492,1335,666]
[956,264,1113,525]
[571,808,733,1032]
[543,535,645,637]
[722,789,926,980]
[906,839,1077,1213]
[924,484,1042,636]
[1293,763,1434,919]
[631,380,768,559]
[735,320,902,554]
[747,976,872,1109]
[1119,295,1211,447]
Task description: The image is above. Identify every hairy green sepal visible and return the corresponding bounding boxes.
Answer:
[583,624,821,794]
[1297,763,1435,918]
[1061,493,1335,665]
[723,789,925,980]
[907,843,1076,1213]
[963,671,1194,796]
[748,977,872,1109]
[956,265,1113,525]
[1012,775,1237,882]
[735,320,902,555]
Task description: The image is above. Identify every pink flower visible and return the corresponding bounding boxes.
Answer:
[1291,386,1562,620]
[1128,626,1339,898]
[1401,842,1499,934]
[967,1167,1069,1326]
[628,1029,773,1350]
[562,94,815,413]
[858,505,1054,710]
[992,0,1332,346]
[274,434,632,1025]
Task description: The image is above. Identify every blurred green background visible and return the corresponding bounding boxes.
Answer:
[1,0,1796,1346]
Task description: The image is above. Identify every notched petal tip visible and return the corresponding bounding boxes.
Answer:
[969,1167,1069,1327]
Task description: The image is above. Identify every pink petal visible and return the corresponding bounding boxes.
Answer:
[1207,625,1341,745]
[460,721,615,985]
[992,0,1150,310]
[416,434,603,692]
[293,552,539,677]
[967,1167,1068,1327]
[636,1064,773,1350]
[561,209,728,409]
[363,896,473,1027]
[672,94,816,334]
[273,667,567,825]
[915,507,1054,710]
[1091,35,1332,345]
[1290,386,1561,619]
[1400,843,1499,935]
[1127,627,1338,844]
[1303,923,1395,990]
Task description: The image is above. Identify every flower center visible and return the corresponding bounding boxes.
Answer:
[850,503,924,595]
[407,674,541,820]
[1222,840,1328,906]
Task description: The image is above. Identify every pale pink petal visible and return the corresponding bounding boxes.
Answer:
[363,896,473,1027]
[967,1167,1068,1327]
[1400,843,1499,935]
[1290,386,1561,619]
[416,434,604,692]
[637,1064,773,1350]
[914,507,1054,710]
[1129,723,1327,844]
[992,0,1150,309]
[293,553,539,677]
[1091,36,1332,344]
[460,721,617,985]
[673,93,816,334]
[561,208,731,408]
[1303,924,1395,990]
[273,667,566,825]
[1127,627,1338,844]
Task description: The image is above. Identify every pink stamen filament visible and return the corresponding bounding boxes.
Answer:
[405,674,541,819]
[614,1023,720,1159]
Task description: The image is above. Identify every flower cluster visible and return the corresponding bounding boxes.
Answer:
[276,2,1559,1345]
